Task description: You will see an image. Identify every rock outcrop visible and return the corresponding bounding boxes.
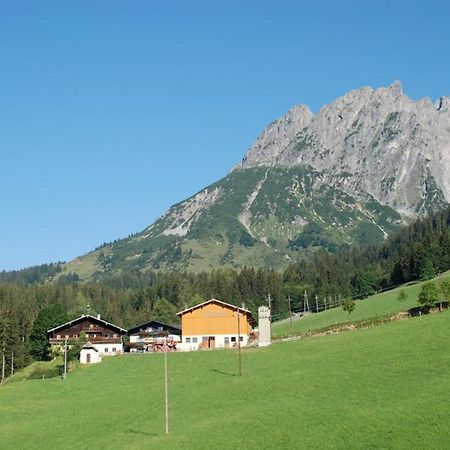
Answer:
[238,81,450,216]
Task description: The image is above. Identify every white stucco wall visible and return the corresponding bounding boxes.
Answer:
[94,343,123,355]
[80,348,101,364]
[178,334,248,352]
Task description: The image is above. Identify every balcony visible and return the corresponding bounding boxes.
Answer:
[49,337,121,345]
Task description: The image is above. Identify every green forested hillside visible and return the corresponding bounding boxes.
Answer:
[0,206,449,377]
[58,166,407,279]
[1,311,449,449]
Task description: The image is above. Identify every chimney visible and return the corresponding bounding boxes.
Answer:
[97,314,101,320]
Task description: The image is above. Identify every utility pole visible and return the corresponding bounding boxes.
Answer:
[304,290,310,313]
[288,296,293,334]
[163,336,169,434]
[63,338,68,380]
[1,352,4,384]
[1,310,6,384]
[237,308,242,376]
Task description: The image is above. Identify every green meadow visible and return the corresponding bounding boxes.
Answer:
[272,271,450,338]
[1,309,449,449]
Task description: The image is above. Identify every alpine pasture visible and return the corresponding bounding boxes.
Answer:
[1,309,449,449]
[272,272,450,338]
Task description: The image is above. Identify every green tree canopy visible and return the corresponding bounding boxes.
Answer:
[29,304,68,361]
[418,282,438,309]
[342,298,355,315]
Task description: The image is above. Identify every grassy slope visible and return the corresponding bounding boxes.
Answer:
[1,311,449,449]
[56,166,405,280]
[272,271,450,338]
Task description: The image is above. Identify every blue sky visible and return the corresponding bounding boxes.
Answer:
[0,0,449,271]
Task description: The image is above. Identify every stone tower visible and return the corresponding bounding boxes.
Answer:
[258,306,271,347]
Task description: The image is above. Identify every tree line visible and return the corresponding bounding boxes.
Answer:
[1,206,449,377]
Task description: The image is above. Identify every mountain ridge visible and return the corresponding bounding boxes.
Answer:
[237,81,450,216]
[60,82,449,279]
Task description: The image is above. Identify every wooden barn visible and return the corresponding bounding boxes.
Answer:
[177,299,256,351]
[47,314,127,356]
[126,320,181,352]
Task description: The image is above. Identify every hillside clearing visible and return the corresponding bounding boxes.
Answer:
[1,310,449,449]
[272,271,450,338]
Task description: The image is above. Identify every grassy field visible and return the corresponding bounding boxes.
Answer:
[1,310,449,449]
[272,271,450,338]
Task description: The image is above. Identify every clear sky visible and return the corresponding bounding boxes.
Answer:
[0,0,449,271]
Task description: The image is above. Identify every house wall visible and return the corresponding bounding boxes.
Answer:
[80,349,101,364]
[181,303,252,336]
[129,334,181,344]
[94,343,123,355]
[179,333,249,351]
[48,318,123,345]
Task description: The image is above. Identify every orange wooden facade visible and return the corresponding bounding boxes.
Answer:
[178,299,254,336]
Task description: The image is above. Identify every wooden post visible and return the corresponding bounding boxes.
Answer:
[288,296,293,334]
[10,350,14,376]
[304,290,310,313]
[1,352,4,384]
[164,337,169,434]
[237,308,242,376]
[1,310,6,384]
[63,338,68,380]
[315,295,319,313]
[324,297,327,310]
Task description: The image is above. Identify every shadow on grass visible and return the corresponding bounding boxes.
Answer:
[125,429,158,437]
[211,368,238,377]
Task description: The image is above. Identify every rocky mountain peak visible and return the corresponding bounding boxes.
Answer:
[64,82,450,277]
[435,96,450,112]
[237,82,450,217]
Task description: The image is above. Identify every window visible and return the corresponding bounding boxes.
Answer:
[113,334,117,338]
[158,326,163,332]
[231,337,236,342]
[73,334,77,338]
[224,337,230,346]
[202,336,208,342]
[239,336,244,342]
[192,337,198,343]
[90,324,94,329]
[105,348,109,353]
[112,348,116,352]
[56,335,61,339]
[65,335,69,339]
[105,334,109,338]
[186,337,191,343]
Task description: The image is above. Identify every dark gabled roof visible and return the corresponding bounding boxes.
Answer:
[177,298,256,325]
[81,342,98,352]
[127,320,181,335]
[47,314,127,335]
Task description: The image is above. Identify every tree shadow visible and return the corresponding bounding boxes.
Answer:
[125,429,158,437]
[211,368,238,377]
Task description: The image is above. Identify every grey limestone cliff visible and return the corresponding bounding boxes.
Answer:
[238,81,450,216]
